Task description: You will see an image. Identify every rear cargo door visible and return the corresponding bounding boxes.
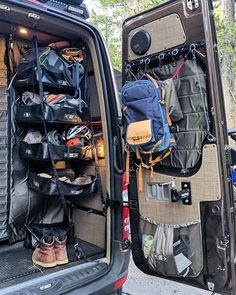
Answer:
[122,0,236,294]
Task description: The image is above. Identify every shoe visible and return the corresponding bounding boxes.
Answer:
[54,235,68,265]
[32,236,57,268]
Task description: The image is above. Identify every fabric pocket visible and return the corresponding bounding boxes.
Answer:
[20,142,93,161]
[141,216,203,278]
[15,103,89,124]
[126,120,153,147]
[28,172,98,197]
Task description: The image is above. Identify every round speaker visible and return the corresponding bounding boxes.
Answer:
[130,30,151,56]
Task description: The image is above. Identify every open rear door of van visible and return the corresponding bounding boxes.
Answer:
[122,0,236,293]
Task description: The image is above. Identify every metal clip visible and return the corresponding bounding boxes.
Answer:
[171,49,179,67]
[144,58,150,72]
[158,53,165,68]
[28,13,40,20]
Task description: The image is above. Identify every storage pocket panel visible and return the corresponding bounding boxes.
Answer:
[141,216,203,278]
[28,172,98,197]
[16,103,89,124]
[20,142,93,161]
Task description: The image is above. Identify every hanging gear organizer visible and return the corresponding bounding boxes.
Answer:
[124,41,214,174]
[6,32,99,243]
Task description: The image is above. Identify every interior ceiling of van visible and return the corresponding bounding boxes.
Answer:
[0,20,80,44]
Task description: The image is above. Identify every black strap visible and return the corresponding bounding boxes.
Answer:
[4,34,16,78]
[83,45,88,104]
[84,48,106,214]
[93,136,106,215]
[32,33,69,223]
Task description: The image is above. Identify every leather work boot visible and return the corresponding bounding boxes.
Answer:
[32,236,57,268]
[54,235,68,265]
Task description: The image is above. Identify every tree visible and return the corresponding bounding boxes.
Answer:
[90,0,165,70]
[220,0,236,129]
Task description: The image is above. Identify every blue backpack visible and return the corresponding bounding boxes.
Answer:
[121,74,175,191]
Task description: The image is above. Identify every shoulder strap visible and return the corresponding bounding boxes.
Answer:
[32,33,69,223]
[146,73,159,89]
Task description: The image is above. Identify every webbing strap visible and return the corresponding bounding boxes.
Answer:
[146,73,159,89]
[33,33,69,223]
[138,164,143,192]
[172,60,186,80]
[162,87,173,127]
[192,51,210,133]
[147,73,173,128]
[138,145,173,192]
[125,148,130,186]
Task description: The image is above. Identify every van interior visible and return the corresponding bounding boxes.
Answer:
[0,2,110,288]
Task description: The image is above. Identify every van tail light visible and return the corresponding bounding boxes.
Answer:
[114,274,128,290]
[27,0,43,5]
[122,173,130,240]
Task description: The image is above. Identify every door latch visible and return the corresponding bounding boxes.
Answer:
[171,182,192,205]
[187,0,199,11]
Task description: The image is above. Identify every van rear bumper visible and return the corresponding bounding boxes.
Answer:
[67,243,130,295]
[1,243,130,295]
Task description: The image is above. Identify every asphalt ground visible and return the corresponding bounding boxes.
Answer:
[123,257,218,295]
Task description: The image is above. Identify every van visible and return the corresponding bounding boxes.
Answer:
[0,0,235,295]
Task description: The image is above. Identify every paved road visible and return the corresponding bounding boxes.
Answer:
[123,257,216,295]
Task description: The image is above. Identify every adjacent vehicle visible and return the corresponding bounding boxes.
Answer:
[0,0,235,294]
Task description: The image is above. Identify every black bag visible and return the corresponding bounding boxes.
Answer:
[14,47,83,92]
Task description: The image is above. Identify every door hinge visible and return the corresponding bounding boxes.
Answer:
[187,0,199,11]
[117,239,131,252]
[106,198,138,210]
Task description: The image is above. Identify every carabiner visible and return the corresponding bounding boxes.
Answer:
[158,53,165,68]
[171,49,179,67]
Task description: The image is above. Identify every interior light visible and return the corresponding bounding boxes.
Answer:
[19,28,28,35]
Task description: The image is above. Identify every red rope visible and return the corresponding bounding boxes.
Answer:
[172,60,186,80]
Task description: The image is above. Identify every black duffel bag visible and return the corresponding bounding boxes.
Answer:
[13,47,83,92]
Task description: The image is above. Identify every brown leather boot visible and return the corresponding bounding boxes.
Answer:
[32,236,57,268]
[54,236,68,265]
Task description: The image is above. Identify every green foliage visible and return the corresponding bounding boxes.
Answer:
[214,2,236,73]
[90,0,166,70]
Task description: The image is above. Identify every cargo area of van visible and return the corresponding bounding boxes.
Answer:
[0,2,111,289]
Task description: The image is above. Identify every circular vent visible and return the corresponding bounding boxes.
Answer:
[130,30,151,56]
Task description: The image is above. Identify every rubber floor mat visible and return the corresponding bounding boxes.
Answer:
[0,239,104,285]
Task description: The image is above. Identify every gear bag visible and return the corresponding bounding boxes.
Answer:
[14,46,83,95]
[121,74,175,191]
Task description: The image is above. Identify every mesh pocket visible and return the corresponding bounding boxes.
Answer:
[141,216,203,277]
